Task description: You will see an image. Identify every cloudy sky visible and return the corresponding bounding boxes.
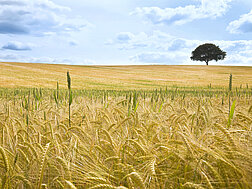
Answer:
[0,0,252,66]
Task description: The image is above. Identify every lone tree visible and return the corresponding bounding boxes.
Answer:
[191,43,226,65]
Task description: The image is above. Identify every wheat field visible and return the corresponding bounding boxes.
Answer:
[0,63,252,188]
[1,62,252,89]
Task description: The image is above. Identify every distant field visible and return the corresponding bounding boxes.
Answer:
[0,62,251,89]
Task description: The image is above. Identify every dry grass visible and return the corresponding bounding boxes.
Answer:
[0,62,251,89]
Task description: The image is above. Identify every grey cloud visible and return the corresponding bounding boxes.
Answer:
[0,22,29,34]
[0,0,25,6]
[2,41,32,51]
[0,0,89,36]
[1,9,31,22]
[238,21,252,33]
[0,54,19,60]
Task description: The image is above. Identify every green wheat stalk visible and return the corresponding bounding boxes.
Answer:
[67,71,72,127]
[229,74,232,114]
[228,100,236,129]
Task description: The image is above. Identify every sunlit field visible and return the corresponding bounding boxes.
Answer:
[1,62,252,89]
[0,62,251,188]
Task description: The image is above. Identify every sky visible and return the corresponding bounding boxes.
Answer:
[0,0,252,66]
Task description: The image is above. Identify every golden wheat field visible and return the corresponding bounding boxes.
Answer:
[1,62,252,89]
[0,62,252,189]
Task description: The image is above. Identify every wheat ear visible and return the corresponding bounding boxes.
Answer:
[0,146,9,173]
[37,143,50,189]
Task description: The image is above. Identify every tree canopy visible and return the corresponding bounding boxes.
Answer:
[191,43,226,65]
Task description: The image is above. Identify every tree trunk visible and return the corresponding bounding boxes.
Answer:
[206,60,209,66]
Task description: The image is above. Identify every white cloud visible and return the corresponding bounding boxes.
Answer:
[107,31,198,51]
[107,31,177,50]
[68,40,78,46]
[106,32,149,48]
[0,0,90,36]
[213,40,252,65]
[116,32,135,43]
[71,59,96,65]
[0,53,96,65]
[130,51,188,64]
[227,9,252,33]
[107,29,252,65]
[108,30,252,65]
[0,53,20,60]
[35,0,71,12]
[1,34,252,66]
[2,41,33,51]
[220,51,252,65]
[132,0,232,25]
[131,44,252,65]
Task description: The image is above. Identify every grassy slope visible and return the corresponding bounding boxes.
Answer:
[0,62,252,89]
